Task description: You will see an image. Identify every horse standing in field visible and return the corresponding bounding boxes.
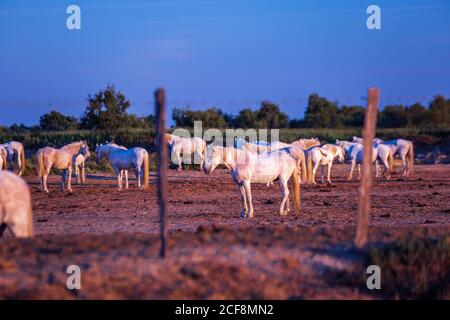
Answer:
[352,136,395,179]
[0,146,7,170]
[73,145,90,184]
[1,141,26,176]
[0,171,34,238]
[206,145,305,218]
[336,140,379,180]
[305,144,345,184]
[165,133,206,171]
[105,142,130,189]
[37,141,89,193]
[95,143,149,191]
[382,139,414,177]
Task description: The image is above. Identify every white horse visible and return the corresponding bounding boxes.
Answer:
[95,143,149,191]
[208,146,304,218]
[336,140,379,180]
[37,141,89,193]
[382,139,414,177]
[0,171,34,237]
[0,146,7,170]
[204,145,307,179]
[73,146,90,184]
[352,137,394,179]
[165,133,206,171]
[105,142,130,189]
[305,144,345,184]
[234,137,320,155]
[1,141,26,176]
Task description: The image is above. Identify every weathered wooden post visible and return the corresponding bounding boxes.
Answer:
[155,88,168,258]
[355,88,380,248]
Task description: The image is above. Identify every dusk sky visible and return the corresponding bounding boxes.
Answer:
[0,0,449,125]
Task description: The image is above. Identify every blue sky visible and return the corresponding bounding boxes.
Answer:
[0,0,449,125]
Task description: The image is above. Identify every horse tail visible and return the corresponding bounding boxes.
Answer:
[142,150,149,191]
[387,150,394,172]
[19,144,26,176]
[306,150,313,184]
[299,150,307,183]
[1,150,6,170]
[407,141,414,174]
[292,166,301,213]
[37,149,45,178]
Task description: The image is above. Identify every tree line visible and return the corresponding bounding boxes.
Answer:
[1,85,449,132]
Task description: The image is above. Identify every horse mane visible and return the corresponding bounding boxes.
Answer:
[61,141,85,152]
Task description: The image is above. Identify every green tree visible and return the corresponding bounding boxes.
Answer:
[378,105,409,128]
[428,95,450,127]
[257,101,289,128]
[80,85,131,130]
[172,107,227,128]
[39,110,78,131]
[338,105,365,127]
[304,94,340,128]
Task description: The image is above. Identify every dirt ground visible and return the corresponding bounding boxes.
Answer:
[0,164,449,299]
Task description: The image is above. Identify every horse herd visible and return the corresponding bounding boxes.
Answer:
[0,134,414,237]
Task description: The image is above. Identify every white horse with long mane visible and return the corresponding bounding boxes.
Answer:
[95,143,149,191]
[37,141,89,193]
[305,144,345,184]
[1,141,26,176]
[0,171,34,237]
[165,133,206,171]
[381,139,414,176]
[205,145,305,218]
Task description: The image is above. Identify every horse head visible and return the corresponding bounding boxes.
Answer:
[204,145,221,175]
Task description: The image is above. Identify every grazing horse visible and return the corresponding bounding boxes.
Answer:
[95,144,149,191]
[0,171,34,237]
[165,133,206,171]
[305,144,345,184]
[1,141,26,176]
[37,141,89,193]
[0,146,7,170]
[382,139,414,177]
[73,146,90,184]
[336,140,378,180]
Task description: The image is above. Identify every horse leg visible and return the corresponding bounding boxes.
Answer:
[81,163,86,184]
[124,170,129,190]
[312,161,319,185]
[17,152,22,176]
[136,168,142,190]
[238,184,248,218]
[327,163,332,184]
[348,161,355,180]
[61,170,66,192]
[67,165,73,192]
[243,180,254,218]
[175,152,182,171]
[278,179,289,216]
[43,168,51,194]
[401,153,408,177]
[115,169,123,191]
[75,165,80,184]
[357,164,361,180]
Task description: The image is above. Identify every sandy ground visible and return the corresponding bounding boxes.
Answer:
[0,164,449,299]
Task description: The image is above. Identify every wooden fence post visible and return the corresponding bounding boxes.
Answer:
[155,88,168,258]
[355,88,380,248]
